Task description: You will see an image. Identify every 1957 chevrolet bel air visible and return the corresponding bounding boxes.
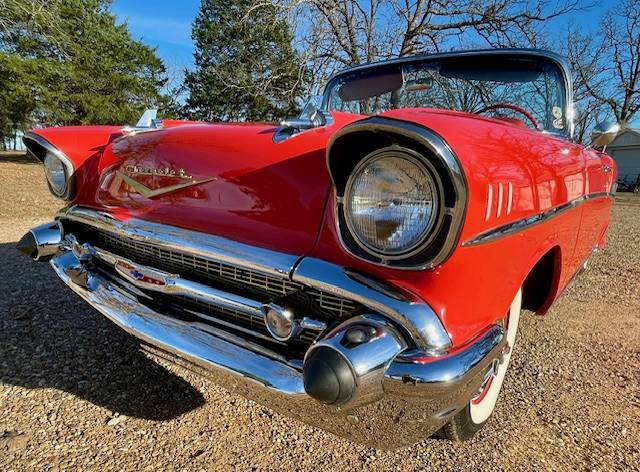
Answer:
[17,49,617,448]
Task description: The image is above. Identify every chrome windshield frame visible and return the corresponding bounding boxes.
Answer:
[320,48,574,139]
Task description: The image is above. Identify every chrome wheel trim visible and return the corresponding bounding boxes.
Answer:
[469,288,522,424]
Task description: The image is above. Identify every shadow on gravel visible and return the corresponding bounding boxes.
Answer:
[0,152,39,165]
[0,242,205,420]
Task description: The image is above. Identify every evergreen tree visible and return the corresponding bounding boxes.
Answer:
[0,0,167,138]
[183,0,306,122]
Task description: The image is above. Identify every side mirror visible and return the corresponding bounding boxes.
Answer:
[280,106,327,130]
[591,121,620,148]
[280,101,331,131]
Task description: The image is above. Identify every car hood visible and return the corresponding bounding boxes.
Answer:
[93,117,359,255]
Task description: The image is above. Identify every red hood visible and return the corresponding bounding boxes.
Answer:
[87,115,361,255]
[35,108,549,258]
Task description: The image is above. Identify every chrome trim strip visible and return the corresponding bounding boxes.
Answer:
[462,192,614,247]
[496,183,504,218]
[185,309,278,345]
[507,182,513,215]
[57,206,299,277]
[89,245,264,318]
[292,257,452,354]
[299,317,327,331]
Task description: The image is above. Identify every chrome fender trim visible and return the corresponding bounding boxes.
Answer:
[292,257,452,355]
[383,325,505,398]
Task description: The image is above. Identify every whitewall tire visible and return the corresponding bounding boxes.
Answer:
[441,288,522,441]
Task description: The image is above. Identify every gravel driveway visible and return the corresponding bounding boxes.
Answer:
[1,154,638,471]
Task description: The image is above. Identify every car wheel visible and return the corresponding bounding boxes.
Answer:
[440,288,522,441]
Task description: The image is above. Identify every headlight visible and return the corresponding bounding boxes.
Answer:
[43,152,69,196]
[344,149,440,256]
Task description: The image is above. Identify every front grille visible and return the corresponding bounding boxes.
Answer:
[64,220,361,353]
[84,226,359,319]
[98,228,302,295]
[173,295,318,347]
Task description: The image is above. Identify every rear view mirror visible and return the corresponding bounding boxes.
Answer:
[591,121,620,148]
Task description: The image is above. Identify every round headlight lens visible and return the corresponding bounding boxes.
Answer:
[345,152,439,255]
[43,152,67,195]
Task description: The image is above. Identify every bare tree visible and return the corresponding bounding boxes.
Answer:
[602,0,640,127]
[280,0,586,90]
[564,25,609,142]
[571,0,640,129]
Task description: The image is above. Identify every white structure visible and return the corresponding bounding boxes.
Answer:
[3,129,26,151]
[606,128,640,188]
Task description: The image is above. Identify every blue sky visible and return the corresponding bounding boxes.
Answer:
[112,0,615,75]
[112,0,199,74]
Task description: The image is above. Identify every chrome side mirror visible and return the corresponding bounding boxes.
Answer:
[280,110,326,130]
[281,102,330,130]
[591,121,620,148]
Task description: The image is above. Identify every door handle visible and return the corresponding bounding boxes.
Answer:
[602,165,612,173]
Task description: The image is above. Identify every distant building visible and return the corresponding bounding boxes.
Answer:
[606,128,640,189]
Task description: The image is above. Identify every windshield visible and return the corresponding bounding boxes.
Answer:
[324,53,569,134]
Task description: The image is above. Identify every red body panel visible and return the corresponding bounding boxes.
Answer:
[310,109,614,345]
[94,122,332,254]
[29,109,615,348]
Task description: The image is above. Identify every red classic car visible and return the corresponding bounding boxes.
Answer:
[17,49,617,448]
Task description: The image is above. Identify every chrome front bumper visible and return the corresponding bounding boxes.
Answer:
[20,212,506,448]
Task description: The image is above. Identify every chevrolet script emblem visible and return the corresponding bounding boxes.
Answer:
[116,165,215,199]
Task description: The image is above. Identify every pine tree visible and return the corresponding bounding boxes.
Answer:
[183,0,306,122]
[0,0,167,133]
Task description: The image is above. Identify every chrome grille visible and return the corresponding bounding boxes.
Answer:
[96,228,303,295]
[177,296,318,346]
[68,224,360,320]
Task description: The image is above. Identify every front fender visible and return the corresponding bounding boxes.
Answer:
[23,126,124,201]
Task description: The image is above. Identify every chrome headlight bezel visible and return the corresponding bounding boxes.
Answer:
[342,148,445,259]
[328,118,468,271]
[23,133,75,200]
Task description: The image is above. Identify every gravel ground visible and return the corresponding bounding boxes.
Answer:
[1,154,639,471]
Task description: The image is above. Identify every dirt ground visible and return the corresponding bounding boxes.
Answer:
[1,154,638,471]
